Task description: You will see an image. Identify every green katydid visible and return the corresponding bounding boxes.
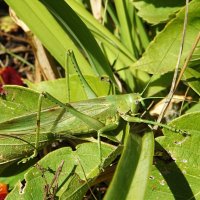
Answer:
[0,51,188,167]
[0,85,140,165]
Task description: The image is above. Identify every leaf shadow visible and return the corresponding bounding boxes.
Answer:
[155,142,196,200]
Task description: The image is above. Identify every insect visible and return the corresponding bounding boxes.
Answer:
[0,85,139,165]
[0,51,187,167]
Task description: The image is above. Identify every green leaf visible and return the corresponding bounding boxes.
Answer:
[132,0,185,24]
[186,103,200,114]
[0,159,36,186]
[144,72,173,97]
[5,143,120,200]
[0,86,54,123]
[132,0,200,75]
[105,126,154,200]
[183,67,200,96]
[145,112,200,199]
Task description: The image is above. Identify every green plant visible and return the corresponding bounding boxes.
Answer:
[1,0,200,199]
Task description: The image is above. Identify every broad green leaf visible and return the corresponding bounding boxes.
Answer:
[4,0,94,76]
[144,72,173,97]
[145,112,200,199]
[0,159,36,184]
[5,143,121,200]
[145,161,198,200]
[188,44,200,67]
[132,0,200,75]
[25,75,111,103]
[132,0,185,24]
[183,67,200,96]
[105,126,154,200]
[186,103,200,114]
[0,86,54,123]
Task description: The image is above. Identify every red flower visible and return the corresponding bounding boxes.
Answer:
[0,183,8,200]
[0,66,23,93]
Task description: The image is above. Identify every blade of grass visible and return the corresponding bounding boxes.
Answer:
[104,125,154,200]
[114,1,138,58]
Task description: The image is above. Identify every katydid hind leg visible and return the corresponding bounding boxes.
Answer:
[19,93,44,163]
[34,93,44,158]
[42,91,104,131]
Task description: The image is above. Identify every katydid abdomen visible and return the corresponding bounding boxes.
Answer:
[0,86,140,166]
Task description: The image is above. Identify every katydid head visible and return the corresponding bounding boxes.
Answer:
[116,93,141,115]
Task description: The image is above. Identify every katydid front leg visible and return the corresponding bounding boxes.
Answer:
[97,123,118,166]
[67,50,97,99]
[122,115,190,136]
